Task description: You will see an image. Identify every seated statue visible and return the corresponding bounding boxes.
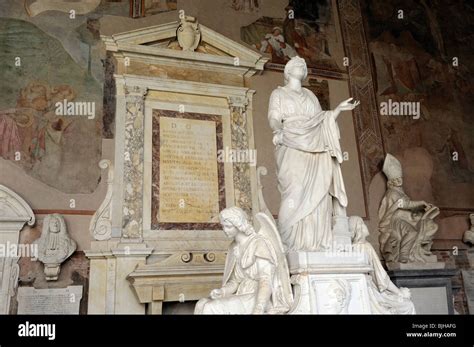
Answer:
[350,216,416,314]
[378,154,440,264]
[194,207,294,314]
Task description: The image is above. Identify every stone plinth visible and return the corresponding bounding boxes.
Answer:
[386,255,445,271]
[461,270,474,314]
[287,251,372,314]
[387,268,458,314]
[127,251,225,314]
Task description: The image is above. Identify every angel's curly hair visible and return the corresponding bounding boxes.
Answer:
[219,207,255,236]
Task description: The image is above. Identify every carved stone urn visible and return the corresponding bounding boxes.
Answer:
[177,15,201,51]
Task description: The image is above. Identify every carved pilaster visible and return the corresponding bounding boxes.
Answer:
[338,0,384,214]
[228,96,252,216]
[122,86,148,239]
[0,185,35,314]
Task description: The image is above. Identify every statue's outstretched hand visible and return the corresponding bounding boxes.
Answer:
[210,288,224,299]
[336,97,360,112]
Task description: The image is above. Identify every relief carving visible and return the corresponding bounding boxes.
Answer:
[122,86,147,239]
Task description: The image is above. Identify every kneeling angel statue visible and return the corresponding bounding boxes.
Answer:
[195,207,294,314]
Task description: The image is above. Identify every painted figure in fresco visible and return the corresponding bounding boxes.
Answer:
[350,216,416,314]
[0,82,75,165]
[268,56,359,251]
[194,207,293,314]
[258,26,297,62]
[0,108,22,160]
[379,154,440,264]
[231,0,259,12]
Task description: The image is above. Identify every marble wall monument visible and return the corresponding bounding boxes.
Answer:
[0,185,35,314]
[85,15,268,314]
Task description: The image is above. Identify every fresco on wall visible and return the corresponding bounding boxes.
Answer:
[241,0,344,72]
[0,18,103,193]
[231,0,260,13]
[0,0,140,192]
[144,0,177,15]
[0,0,140,87]
[130,0,177,17]
[25,0,101,16]
[362,0,474,209]
[306,79,330,111]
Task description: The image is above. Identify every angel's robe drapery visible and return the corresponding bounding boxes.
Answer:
[353,241,415,314]
[268,86,347,251]
[194,233,291,314]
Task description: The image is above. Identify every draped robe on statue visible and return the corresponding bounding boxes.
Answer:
[194,233,290,314]
[268,86,347,251]
[378,186,418,262]
[352,241,415,314]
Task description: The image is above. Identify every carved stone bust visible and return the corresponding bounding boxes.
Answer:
[34,214,76,281]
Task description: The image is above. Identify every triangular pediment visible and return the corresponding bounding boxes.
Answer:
[102,20,268,72]
[143,38,231,57]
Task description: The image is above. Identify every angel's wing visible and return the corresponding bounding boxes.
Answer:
[255,212,294,312]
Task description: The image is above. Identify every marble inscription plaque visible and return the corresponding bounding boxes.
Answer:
[462,270,474,314]
[158,116,220,223]
[17,285,83,314]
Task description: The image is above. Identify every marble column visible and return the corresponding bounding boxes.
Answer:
[85,83,153,314]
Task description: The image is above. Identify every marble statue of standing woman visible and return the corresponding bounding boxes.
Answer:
[268,56,359,251]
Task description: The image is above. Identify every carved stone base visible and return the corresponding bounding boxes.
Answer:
[44,264,61,281]
[387,268,458,314]
[466,249,474,268]
[127,251,226,314]
[85,241,154,314]
[386,255,445,270]
[287,251,372,314]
